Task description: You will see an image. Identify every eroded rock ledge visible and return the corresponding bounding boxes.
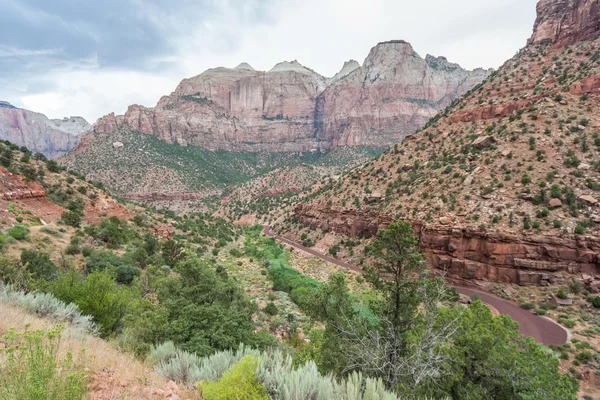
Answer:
[294,204,600,286]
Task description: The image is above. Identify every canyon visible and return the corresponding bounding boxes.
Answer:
[0,101,89,159]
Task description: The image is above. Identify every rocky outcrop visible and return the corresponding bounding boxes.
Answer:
[0,167,46,200]
[0,102,87,158]
[294,204,600,286]
[531,0,600,46]
[90,41,491,152]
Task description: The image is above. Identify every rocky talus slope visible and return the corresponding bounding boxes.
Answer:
[0,102,89,158]
[285,0,600,287]
[89,41,491,152]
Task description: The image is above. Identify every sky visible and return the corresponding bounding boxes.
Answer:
[0,0,537,123]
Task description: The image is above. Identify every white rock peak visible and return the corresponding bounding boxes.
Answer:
[234,62,255,71]
[327,60,361,86]
[269,60,313,74]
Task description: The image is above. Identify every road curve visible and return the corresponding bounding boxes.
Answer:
[263,226,568,346]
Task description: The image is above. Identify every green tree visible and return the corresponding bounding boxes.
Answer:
[419,301,579,399]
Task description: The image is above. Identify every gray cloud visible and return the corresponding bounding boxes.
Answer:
[0,0,537,122]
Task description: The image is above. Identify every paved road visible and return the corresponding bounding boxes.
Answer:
[263,226,568,346]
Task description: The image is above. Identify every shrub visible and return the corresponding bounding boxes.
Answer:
[591,296,600,309]
[21,250,58,281]
[569,280,582,294]
[6,224,29,241]
[46,160,61,173]
[557,288,568,299]
[0,282,97,335]
[520,302,535,310]
[0,255,29,289]
[229,248,243,257]
[61,210,82,227]
[156,350,203,388]
[85,249,127,273]
[198,355,268,400]
[147,341,178,366]
[114,264,141,285]
[65,243,81,255]
[40,226,61,236]
[0,327,87,400]
[264,302,279,316]
[48,269,132,337]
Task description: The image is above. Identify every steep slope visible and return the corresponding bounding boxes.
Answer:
[286,0,600,287]
[89,41,490,153]
[0,102,89,159]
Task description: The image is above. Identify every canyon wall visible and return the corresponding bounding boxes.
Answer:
[294,204,600,286]
[531,0,600,46]
[90,42,492,152]
[0,102,88,158]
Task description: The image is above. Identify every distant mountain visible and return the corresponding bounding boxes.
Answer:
[0,102,90,158]
[88,42,491,152]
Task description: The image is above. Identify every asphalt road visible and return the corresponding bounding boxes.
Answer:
[263,226,568,346]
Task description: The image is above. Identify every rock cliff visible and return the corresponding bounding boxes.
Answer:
[316,42,492,147]
[530,0,599,46]
[294,204,600,286]
[0,102,88,158]
[90,41,491,152]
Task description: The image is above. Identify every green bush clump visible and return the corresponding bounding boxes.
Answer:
[21,250,58,281]
[0,327,88,400]
[114,264,141,285]
[47,269,133,337]
[6,224,29,241]
[122,258,275,358]
[264,302,278,316]
[520,302,535,310]
[198,355,268,400]
[61,210,82,227]
[591,296,600,308]
[85,249,129,273]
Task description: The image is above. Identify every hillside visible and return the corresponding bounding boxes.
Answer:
[60,129,381,211]
[0,101,89,159]
[283,0,600,288]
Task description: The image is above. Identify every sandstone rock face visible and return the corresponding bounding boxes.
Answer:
[316,42,493,148]
[0,167,46,200]
[90,41,491,152]
[531,0,600,46]
[294,204,600,286]
[0,102,87,158]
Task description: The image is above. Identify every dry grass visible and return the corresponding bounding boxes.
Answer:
[0,302,184,399]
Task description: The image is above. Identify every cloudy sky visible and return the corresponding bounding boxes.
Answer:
[0,0,536,123]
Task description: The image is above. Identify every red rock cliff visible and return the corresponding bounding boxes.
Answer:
[294,204,600,286]
[531,0,600,46]
[90,42,491,152]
